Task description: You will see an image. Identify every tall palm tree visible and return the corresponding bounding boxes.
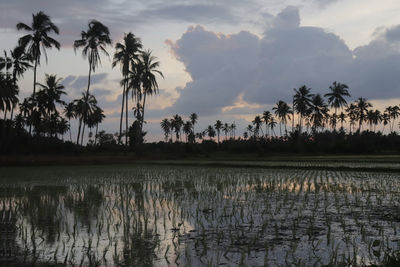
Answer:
[206,125,216,141]
[355,98,372,131]
[160,118,171,142]
[222,123,230,140]
[189,113,198,134]
[16,11,60,100]
[262,110,272,137]
[268,117,277,137]
[171,114,183,142]
[324,82,350,130]
[64,102,76,142]
[382,112,390,133]
[252,116,263,137]
[87,106,105,145]
[338,112,347,130]
[385,106,400,132]
[293,85,313,133]
[112,32,142,145]
[74,20,111,143]
[230,122,236,139]
[73,92,97,144]
[214,120,223,143]
[183,121,192,143]
[309,94,328,133]
[140,50,164,135]
[273,100,292,136]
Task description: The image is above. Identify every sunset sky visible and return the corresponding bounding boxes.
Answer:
[1,0,400,141]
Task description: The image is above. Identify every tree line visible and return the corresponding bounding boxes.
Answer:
[160,82,400,150]
[0,11,163,153]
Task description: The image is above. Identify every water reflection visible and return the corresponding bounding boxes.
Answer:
[0,166,399,266]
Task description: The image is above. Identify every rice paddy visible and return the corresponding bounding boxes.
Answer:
[0,164,399,266]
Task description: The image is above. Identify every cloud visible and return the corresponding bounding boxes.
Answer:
[166,6,400,117]
[67,73,108,90]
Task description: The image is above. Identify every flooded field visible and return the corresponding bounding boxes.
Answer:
[0,164,399,266]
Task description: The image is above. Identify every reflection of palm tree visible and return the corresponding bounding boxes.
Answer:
[74,20,111,144]
[113,32,142,145]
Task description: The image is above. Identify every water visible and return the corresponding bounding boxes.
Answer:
[0,165,399,266]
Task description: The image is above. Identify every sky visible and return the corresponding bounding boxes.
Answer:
[1,0,400,141]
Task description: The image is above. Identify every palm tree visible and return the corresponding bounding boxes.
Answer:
[87,106,105,145]
[36,74,66,119]
[268,117,277,137]
[230,122,236,139]
[171,114,183,142]
[183,121,192,143]
[346,103,357,134]
[112,32,142,145]
[262,110,272,137]
[74,20,111,143]
[385,106,400,132]
[293,85,313,133]
[214,120,223,143]
[222,123,230,141]
[252,116,263,137]
[160,118,171,142]
[73,92,97,144]
[140,50,164,135]
[338,112,347,130]
[189,113,198,134]
[246,125,254,138]
[382,112,390,133]
[16,11,60,100]
[206,125,215,140]
[273,100,292,136]
[64,102,76,142]
[324,82,350,130]
[354,98,372,131]
[309,94,328,133]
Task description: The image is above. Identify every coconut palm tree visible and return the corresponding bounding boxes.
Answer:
[262,110,272,137]
[268,117,277,137]
[385,105,400,132]
[64,102,76,141]
[309,94,328,133]
[74,20,111,143]
[338,112,347,130]
[382,112,390,133]
[354,98,372,131]
[252,116,263,138]
[35,74,66,119]
[222,123,230,141]
[272,100,292,136]
[87,106,105,145]
[230,123,236,139]
[246,125,254,138]
[293,85,313,133]
[206,125,215,141]
[140,50,164,134]
[214,120,223,143]
[160,118,171,142]
[324,82,350,130]
[112,32,142,145]
[73,92,97,144]
[171,114,183,142]
[183,121,192,143]
[16,11,60,100]
[189,113,198,134]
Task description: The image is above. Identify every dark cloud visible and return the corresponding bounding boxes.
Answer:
[166,6,400,116]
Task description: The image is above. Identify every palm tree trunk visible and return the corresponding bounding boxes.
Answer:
[279,122,282,136]
[29,57,38,135]
[69,119,72,142]
[125,89,129,148]
[77,118,82,144]
[10,104,14,121]
[141,93,147,134]
[95,123,99,145]
[81,123,86,146]
[119,79,126,144]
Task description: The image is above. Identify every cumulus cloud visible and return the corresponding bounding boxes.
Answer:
[166,6,400,116]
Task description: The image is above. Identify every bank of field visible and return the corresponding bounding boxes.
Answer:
[0,164,399,266]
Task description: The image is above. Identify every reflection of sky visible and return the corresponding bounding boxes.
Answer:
[1,0,400,141]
